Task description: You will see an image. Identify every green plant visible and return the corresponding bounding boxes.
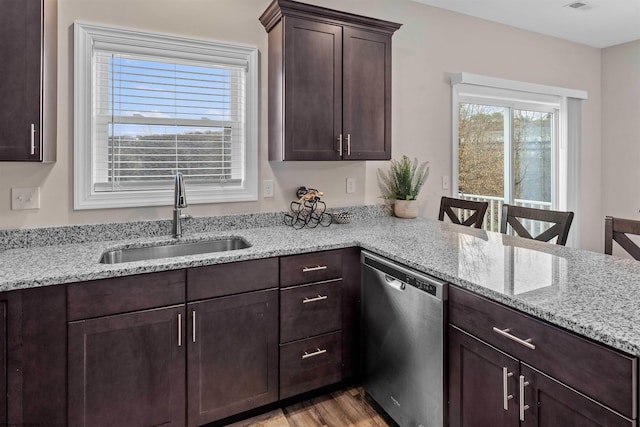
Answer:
[378,155,429,200]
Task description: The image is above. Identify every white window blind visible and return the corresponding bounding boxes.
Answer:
[74,23,258,209]
[93,52,245,191]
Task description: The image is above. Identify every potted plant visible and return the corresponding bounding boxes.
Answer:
[378,155,429,218]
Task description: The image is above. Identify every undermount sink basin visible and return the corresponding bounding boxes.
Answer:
[99,237,251,264]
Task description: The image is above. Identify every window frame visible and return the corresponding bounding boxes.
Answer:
[73,22,259,209]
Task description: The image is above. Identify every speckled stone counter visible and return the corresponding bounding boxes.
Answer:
[2,213,640,357]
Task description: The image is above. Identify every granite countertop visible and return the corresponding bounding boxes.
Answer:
[2,214,640,357]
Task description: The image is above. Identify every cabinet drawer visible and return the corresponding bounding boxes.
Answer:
[279,331,342,399]
[68,270,185,321]
[449,286,637,418]
[280,280,342,343]
[187,258,278,301]
[280,250,343,287]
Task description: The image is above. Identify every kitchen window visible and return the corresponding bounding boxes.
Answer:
[74,23,258,209]
[451,73,587,246]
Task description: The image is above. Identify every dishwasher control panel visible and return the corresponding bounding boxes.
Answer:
[363,253,445,298]
[413,278,438,296]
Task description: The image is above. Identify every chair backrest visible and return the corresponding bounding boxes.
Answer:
[500,204,574,245]
[438,197,489,229]
[604,216,640,260]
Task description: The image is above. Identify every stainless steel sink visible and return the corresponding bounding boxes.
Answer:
[100,237,251,264]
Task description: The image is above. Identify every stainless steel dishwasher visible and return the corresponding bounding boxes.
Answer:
[361,251,447,427]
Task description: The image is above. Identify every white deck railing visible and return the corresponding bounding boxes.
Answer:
[458,193,552,235]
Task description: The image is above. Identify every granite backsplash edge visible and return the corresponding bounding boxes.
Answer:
[0,204,391,249]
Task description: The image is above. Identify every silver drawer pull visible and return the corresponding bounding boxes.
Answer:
[502,367,514,410]
[177,313,182,347]
[302,347,327,359]
[303,295,328,304]
[493,327,536,350]
[302,265,328,273]
[519,375,530,421]
[192,311,196,343]
[30,123,36,155]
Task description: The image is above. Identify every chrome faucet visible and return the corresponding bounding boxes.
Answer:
[172,172,191,238]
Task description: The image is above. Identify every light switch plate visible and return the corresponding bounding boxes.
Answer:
[442,175,450,190]
[346,178,356,194]
[12,187,40,210]
[263,180,274,198]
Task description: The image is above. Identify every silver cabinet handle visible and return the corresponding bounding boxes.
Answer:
[503,367,514,410]
[493,327,536,350]
[519,375,530,421]
[302,265,327,273]
[302,347,327,359]
[346,134,351,156]
[30,123,36,155]
[192,311,196,343]
[302,295,328,304]
[177,313,182,347]
[337,134,343,154]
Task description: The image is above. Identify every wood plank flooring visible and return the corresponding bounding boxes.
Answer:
[226,387,392,427]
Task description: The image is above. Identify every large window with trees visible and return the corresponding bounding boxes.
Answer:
[451,73,587,246]
[458,101,556,233]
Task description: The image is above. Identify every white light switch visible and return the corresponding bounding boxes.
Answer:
[346,178,356,194]
[442,175,450,190]
[12,187,40,210]
[263,180,274,198]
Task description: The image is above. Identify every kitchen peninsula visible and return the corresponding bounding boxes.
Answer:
[1,209,639,426]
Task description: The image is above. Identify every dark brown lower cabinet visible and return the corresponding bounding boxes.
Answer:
[0,286,67,427]
[0,301,6,425]
[449,326,518,427]
[68,305,186,427]
[279,331,343,400]
[520,364,634,427]
[187,289,278,427]
[449,326,635,427]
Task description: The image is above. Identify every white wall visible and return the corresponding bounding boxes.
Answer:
[601,40,640,256]
[0,0,605,251]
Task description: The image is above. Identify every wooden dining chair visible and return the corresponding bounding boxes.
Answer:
[500,204,574,245]
[438,197,489,229]
[604,216,640,260]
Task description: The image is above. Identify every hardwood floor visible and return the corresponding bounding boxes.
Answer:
[225,387,392,427]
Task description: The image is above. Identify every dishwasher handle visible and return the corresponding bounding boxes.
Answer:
[384,275,406,291]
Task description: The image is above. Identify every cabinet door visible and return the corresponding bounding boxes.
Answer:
[68,305,186,427]
[0,301,5,425]
[187,289,278,426]
[341,247,361,381]
[283,17,342,160]
[21,286,67,426]
[520,364,635,427]
[343,27,392,160]
[0,0,41,160]
[449,326,519,427]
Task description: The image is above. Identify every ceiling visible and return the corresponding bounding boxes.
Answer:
[410,0,640,48]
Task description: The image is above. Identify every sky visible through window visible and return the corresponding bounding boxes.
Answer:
[98,54,240,186]
[109,56,233,131]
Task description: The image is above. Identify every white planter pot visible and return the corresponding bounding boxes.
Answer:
[394,199,418,219]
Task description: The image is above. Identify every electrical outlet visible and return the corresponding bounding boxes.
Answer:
[442,175,450,190]
[346,178,356,194]
[263,180,274,198]
[12,187,40,210]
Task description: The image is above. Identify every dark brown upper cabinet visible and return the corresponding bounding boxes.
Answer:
[0,0,56,162]
[260,0,401,161]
